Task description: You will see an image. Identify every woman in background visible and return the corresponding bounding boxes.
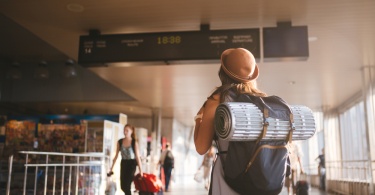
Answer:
[109,124,143,195]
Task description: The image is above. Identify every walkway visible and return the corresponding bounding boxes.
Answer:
[161,182,329,195]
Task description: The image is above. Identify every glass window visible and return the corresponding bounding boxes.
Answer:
[339,102,369,181]
[324,115,341,180]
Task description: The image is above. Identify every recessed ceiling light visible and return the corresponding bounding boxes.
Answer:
[6,62,22,79]
[34,61,49,80]
[63,59,78,78]
[308,36,318,42]
[67,3,85,13]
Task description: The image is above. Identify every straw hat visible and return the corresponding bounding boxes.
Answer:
[220,48,259,83]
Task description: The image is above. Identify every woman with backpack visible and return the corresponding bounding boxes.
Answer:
[108,124,143,195]
[194,48,267,195]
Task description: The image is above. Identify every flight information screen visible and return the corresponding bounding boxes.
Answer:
[78,28,260,66]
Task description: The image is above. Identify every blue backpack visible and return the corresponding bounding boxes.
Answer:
[216,94,292,195]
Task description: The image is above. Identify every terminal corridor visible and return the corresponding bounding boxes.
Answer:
[1,0,375,195]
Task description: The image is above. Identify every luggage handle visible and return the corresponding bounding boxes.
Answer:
[300,172,309,181]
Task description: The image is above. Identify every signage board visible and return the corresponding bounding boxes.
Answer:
[78,28,260,66]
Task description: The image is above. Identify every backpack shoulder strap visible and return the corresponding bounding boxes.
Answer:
[256,108,269,145]
[131,139,136,151]
[118,138,136,151]
[118,138,123,148]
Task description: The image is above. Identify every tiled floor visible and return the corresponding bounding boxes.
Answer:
[161,182,329,195]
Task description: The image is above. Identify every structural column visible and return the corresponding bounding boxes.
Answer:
[361,66,375,195]
[151,108,162,164]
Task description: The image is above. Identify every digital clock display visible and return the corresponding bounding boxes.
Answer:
[157,36,182,44]
[78,28,260,66]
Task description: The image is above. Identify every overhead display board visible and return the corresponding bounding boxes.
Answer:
[263,25,309,61]
[78,28,260,66]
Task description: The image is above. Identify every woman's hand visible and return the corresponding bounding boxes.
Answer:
[139,166,144,177]
[107,171,114,177]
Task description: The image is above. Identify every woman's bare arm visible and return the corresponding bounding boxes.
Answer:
[194,94,220,155]
[134,141,144,176]
[110,141,120,171]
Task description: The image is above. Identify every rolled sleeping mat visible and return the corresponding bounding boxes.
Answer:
[214,102,316,141]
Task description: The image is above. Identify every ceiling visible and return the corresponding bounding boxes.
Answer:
[0,0,374,126]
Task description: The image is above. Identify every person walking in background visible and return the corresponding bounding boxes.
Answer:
[285,142,304,195]
[108,124,143,195]
[199,145,216,190]
[158,142,174,192]
[316,148,326,191]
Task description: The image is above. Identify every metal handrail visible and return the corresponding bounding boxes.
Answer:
[325,160,371,182]
[6,155,13,195]
[326,159,370,163]
[7,151,109,195]
[24,163,103,167]
[19,151,107,157]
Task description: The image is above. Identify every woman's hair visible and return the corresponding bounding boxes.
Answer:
[124,124,137,140]
[209,68,267,103]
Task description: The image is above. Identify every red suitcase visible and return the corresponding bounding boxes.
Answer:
[133,173,163,193]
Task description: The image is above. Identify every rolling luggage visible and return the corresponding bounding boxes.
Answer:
[138,190,163,195]
[295,176,309,195]
[134,173,163,195]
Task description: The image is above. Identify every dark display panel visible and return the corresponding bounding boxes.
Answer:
[78,29,260,66]
[263,26,309,60]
